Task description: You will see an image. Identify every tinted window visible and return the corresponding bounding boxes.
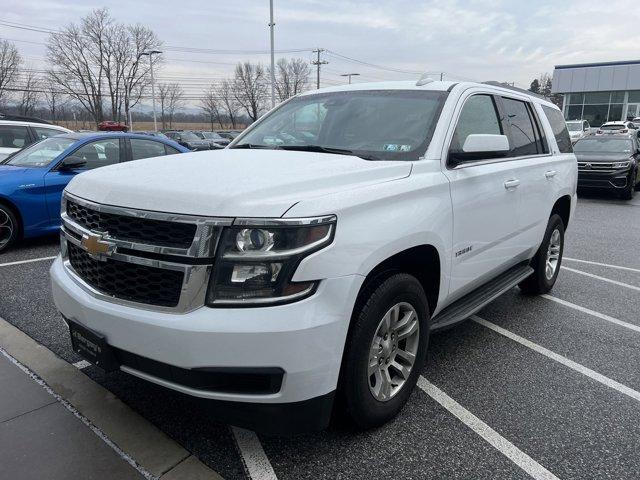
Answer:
[33,126,64,140]
[130,138,167,160]
[501,98,538,157]
[165,145,180,155]
[0,125,30,149]
[542,106,573,154]
[449,95,502,155]
[72,139,121,170]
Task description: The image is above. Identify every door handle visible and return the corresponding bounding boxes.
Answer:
[504,179,520,189]
[545,170,557,179]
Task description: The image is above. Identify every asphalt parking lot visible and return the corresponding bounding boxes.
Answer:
[1,192,639,480]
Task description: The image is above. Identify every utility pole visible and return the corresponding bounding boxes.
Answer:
[269,0,276,108]
[312,48,328,89]
[440,72,444,81]
[140,50,162,131]
[340,73,360,84]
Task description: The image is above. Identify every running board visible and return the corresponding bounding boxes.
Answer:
[431,263,533,331]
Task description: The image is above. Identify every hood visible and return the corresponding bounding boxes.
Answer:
[66,149,412,217]
[574,152,632,162]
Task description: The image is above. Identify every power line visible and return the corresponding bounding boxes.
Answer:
[311,48,328,90]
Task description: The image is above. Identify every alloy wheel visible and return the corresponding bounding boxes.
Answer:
[0,209,14,249]
[545,228,562,280]
[368,302,420,402]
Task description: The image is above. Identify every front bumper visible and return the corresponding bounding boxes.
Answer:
[577,168,632,190]
[51,257,363,431]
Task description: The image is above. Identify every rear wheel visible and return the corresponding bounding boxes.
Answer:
[341,273,430,429]
[519,214,565,295]
[0,204,18,254]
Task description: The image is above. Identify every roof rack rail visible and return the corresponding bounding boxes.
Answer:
[482,81,547,100]
[0,113,53,125]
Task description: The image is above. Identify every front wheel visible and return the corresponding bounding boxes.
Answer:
[519,214,565,295]
[0,205,18,254]
[621,170,637,199]
[341,273,430,429]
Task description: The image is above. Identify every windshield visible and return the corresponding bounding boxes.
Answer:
[181,132,201,141]
[566,122,582,132]
[574,138,633,153]
[201,132,223,140]
[601,124,626,130]
[4,137,76,167]
[232,90,448,161]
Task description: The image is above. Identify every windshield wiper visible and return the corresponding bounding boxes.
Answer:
[277,145,379,160]
[230,143,279,149]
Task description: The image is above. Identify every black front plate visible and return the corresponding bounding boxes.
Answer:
[68,320,119,372]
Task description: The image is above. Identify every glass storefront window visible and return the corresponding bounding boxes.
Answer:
[611,92,625,103]
[584,92,611,104]
[608,104,623,122]
[628,91,640,103]
[566,105,583,120]
[582,105,609,126]
[568,93,584,105]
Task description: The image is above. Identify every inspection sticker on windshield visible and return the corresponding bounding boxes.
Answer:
[384,144,412,151]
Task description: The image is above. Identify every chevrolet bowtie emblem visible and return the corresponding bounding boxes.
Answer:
[81,233,115,259]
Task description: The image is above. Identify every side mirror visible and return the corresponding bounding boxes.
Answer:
[450,134,510,164]
[59,156,86,171]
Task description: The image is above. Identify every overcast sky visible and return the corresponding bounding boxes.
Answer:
[4,0,640,103]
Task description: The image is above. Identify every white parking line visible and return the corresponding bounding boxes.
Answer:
[73,360,92,369]
[541,294,640,334]
[561,266,640,292]
[231,426,278,480]
[564,257,640,274]
[472,315,640,402]
[0,256,57,268]
[417,377,559,480]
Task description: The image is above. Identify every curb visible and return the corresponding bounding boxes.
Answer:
[0,317,222,480]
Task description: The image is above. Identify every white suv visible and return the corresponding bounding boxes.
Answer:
[0,117,71,160]
[50,80,577,433]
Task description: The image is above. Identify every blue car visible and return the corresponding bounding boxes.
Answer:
[0,132,189,252]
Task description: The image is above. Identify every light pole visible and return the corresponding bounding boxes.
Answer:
[140,50,162,131]
[340,73,360,84]
[269,0,276,108]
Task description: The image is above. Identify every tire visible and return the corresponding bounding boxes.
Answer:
[519,214,565,295]
[341,273,430,429]
[0,204,18,254]
[621,172,636,200]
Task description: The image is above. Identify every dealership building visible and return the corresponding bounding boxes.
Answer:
[551,59,640,127]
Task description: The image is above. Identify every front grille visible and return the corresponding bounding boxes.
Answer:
[577,162,618,172]
[67,200,196,249]
[68,243,184,307]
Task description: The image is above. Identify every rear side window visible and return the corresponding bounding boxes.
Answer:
[130,138,167,160]
[542,106,573,153]
[0,125,30,148]
[33,126,64,140]
[450,95,502,154]
[165,145,181,155]
[501,98,540,157]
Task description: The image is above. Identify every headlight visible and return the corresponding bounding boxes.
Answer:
[206,216,336,306]
[612,161,631,168]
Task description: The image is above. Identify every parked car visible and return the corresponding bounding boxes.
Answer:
[164,131,212,151]
[632,117,640,129]
[0,118,71,161]
[216,131,237,140]
[51,80,576,434]
[566,120,590,143]
[574,135,639,199]
[0,133,188,252]
[98,121,129,132]
[596,121,636,135]
[192,131,230,147]
[132,131,170,139]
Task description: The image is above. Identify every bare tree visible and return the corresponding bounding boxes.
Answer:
[18,69,41,116]
[42,76,66,121]
[200,86,223,130]
[0,40,21,107]
[271,58,310,101]
[46,8,161,126]
[161,83,184,129]
[233,62,267,122]
[218,79,240,128]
